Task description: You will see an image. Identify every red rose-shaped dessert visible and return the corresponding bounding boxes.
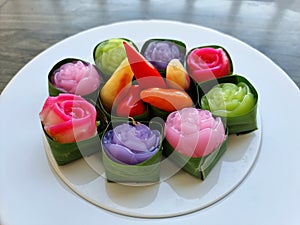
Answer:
[40,93,101,165]
[186,46,232,83]
[40,93,97,143]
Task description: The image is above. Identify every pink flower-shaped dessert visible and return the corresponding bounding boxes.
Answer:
[165,107,226,158]
[39,93,97,143]
[51,60,101,96]
[187,47,231,82]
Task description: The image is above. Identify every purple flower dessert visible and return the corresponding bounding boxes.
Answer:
[141,39,186,73]
[102,123,160,165]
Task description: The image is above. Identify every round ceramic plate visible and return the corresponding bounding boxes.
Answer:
[40,30,262,218]
[1,20,299,225]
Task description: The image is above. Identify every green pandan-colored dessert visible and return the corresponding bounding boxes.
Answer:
[93,38,137,80]
[200,75,258,134]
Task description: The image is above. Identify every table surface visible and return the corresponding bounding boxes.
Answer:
[0,0,300,94]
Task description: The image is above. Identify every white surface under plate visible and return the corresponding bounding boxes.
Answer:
[1,20,300,225]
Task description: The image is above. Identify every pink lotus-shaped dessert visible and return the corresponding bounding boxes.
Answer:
[165,107,226,158]
[51,60,101,96]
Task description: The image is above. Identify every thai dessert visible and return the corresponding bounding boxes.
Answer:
[39,94,101,165]
[186,46,232,83]
[93,38,137,80]
[40,37,259,182]
[163,108,227,179]
[102,122,162,183]
[200,75,258,134]
[141,39,186,74]
[48,58,101,97]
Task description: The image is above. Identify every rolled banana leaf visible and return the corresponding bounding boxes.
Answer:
[43,126,102,166]
[95,102,109,133]
[93,38,138,81]
[48,58,102,105]
[162,130,228,180]
[140,38,186,76]
[101,120,163,183]
[199,74,258,134]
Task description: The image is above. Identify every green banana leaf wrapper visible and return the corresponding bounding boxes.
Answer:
[140,38,186,76]
[43,127,102,166]
[148,105,170,121]
[162,130,228,180]
[95,103,109,133]
[48,58,102,104]
[198,74,258,134]
[93,38,138,81]
[101,120,164,183]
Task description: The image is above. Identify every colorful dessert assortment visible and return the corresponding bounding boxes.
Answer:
[39,37,258,181]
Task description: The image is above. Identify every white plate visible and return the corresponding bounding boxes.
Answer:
[1,20,300,225]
